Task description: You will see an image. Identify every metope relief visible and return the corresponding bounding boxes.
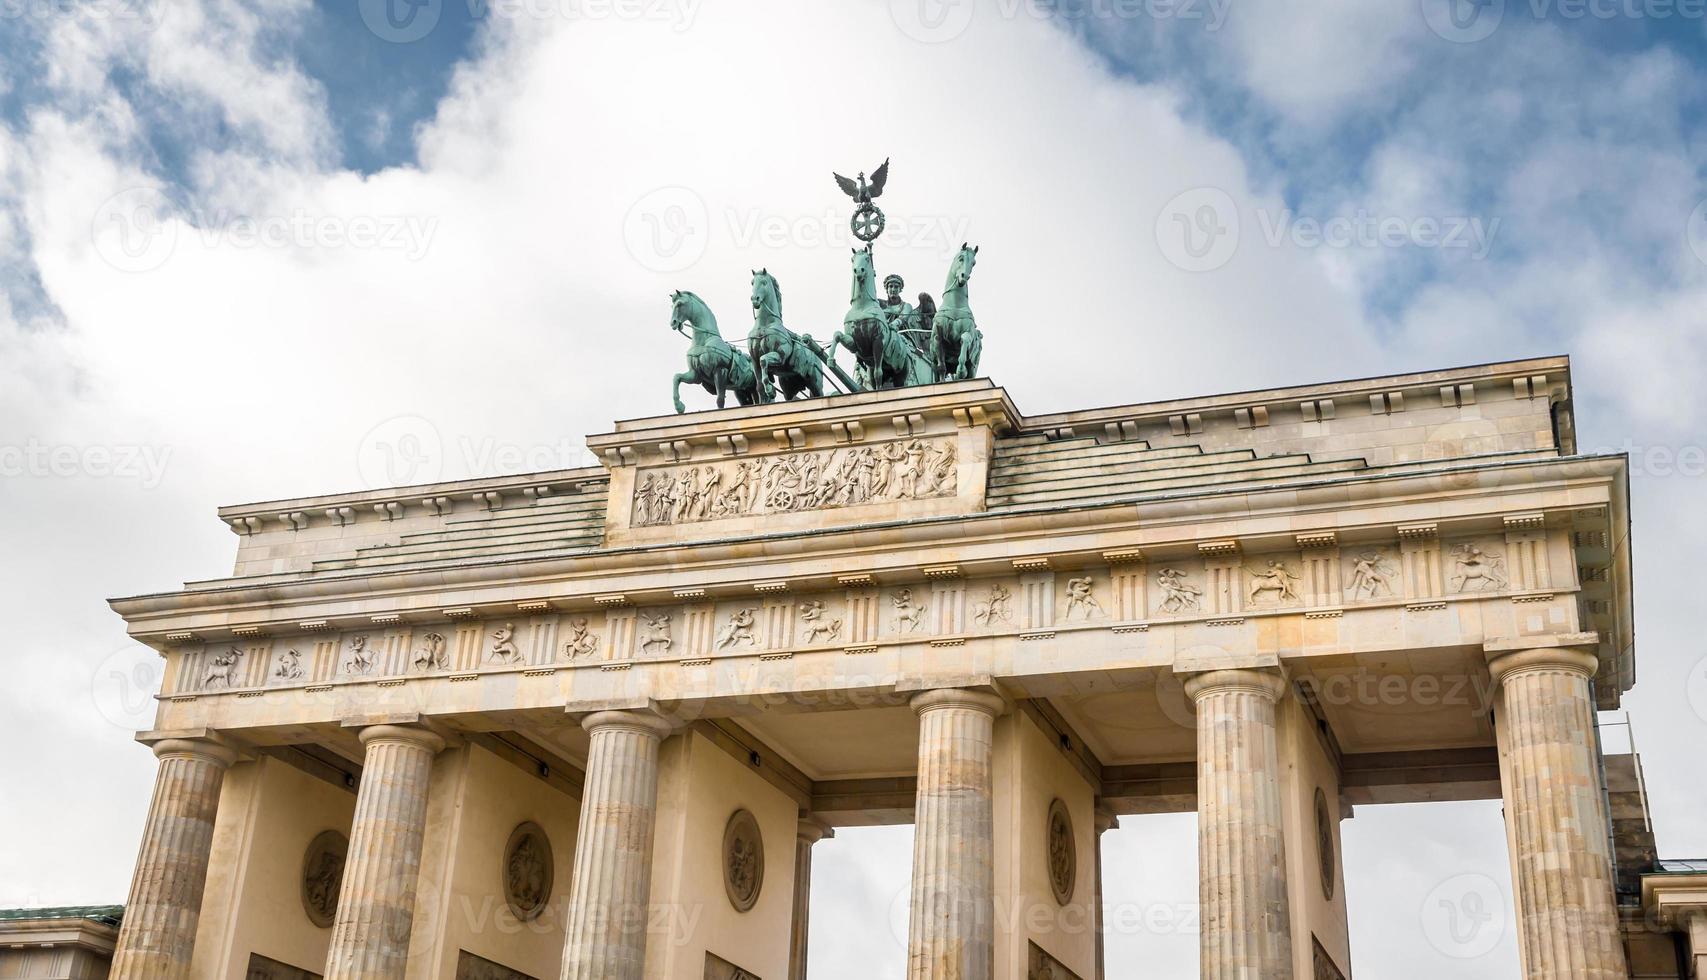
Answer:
[204,648,244,689]
[1449,543,1508,593]
[639,612,674,655]
[273,649,304,682]
[343,636,377,676]
[1245,560,1302,606]
[1155,567,1204,615]
[561,618,601,660]
[715,608,759,649]
[973,585,1014,627]
[892,589,927,632]
[488,623,523,665]
[630,438,958,528]
[798,600,842,644]
[1346,550,1398,601]
[1063,577,1104,621]
[412,632,449,673]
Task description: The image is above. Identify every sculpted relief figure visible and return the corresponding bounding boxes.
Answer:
[973,584,1013,626]
[562,618,600,660]
[799,600,843,644]
[1450,543,1509,592]
[1348,551,1397,600]
[274,648,303,681]
[632,439,957,528]
[716,608,759,649]
[412,632,449,672]
[344,636,376,676]
[639,612,674,655]
[489,623,523,664]
[1247,560,1301,605]
[1157,568,1204,614]
[205,648,243,689]
[1064,576,1105,621]
[892,588,927,632]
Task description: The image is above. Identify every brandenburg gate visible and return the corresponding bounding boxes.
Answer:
[102,354,1644,979]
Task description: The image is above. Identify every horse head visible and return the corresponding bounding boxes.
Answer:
[947,243,979,290]
[850,246,877,304]
[670,290,695,335]
[751,268,782,323]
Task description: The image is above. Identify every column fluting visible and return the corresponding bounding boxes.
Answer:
[324,724,444,980]
[789,815,834,980]
[1185,668,1293,980]
[1490,645,1625,979]
[559,710,674,980]
[109,737,237,980]
[906,687,1005,980]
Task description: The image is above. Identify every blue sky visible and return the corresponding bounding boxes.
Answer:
[4,2,1707,978]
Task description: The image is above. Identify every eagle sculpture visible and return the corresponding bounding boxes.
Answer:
[834,158,890,205]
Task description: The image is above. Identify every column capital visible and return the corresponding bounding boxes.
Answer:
[1182,666,1287,703]
[797,814,835,845]
[908,686,1007,717]
[582,709,676,740]
[149,735,239,769]
[1485,636,1600,688]
[355,723,446,754]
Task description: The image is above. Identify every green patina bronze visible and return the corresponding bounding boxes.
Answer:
[746,269,827,403]
[666,159,987,412]
[931,243,982,382]
[670,290,759,414]
[831,245,935,391]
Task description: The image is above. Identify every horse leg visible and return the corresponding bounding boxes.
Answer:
[714,369,728,409]
[672,372,692,414]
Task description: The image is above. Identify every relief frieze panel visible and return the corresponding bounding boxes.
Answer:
[631,438,958,528]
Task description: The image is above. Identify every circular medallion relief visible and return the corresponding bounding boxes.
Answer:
[1047,798,1076,906]
[503,821,554,921]
[722,809,765,913]
[301,830,348,928]
[1315,787,1336,901]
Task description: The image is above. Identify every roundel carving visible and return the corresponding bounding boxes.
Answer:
[1047,798,1076,906]
[722,809,765,913]
[301,830,348,928]
[503,821,554,920]
[1315,787,1336,901]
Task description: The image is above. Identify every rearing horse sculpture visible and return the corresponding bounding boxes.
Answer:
[747,269,827,403]
[932,243,982,382]
[831,246,933,390]
[670,290,759,414]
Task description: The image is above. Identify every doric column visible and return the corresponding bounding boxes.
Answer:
[110,736,237,980]
[906,687,1005,980]
[1488,640,1625,979]
[560,710,674,980]
[1093,801,1118,980]
[324,724,445,980]
[790,814,835,980]
[1185,668,1293,980]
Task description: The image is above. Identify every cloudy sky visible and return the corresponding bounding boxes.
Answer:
[3,0,1706,976]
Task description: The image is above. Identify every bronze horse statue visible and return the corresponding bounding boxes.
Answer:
[931,243,982,382]
[669,290,759,413]
[830,246,933,390]
[747,269,828,402]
